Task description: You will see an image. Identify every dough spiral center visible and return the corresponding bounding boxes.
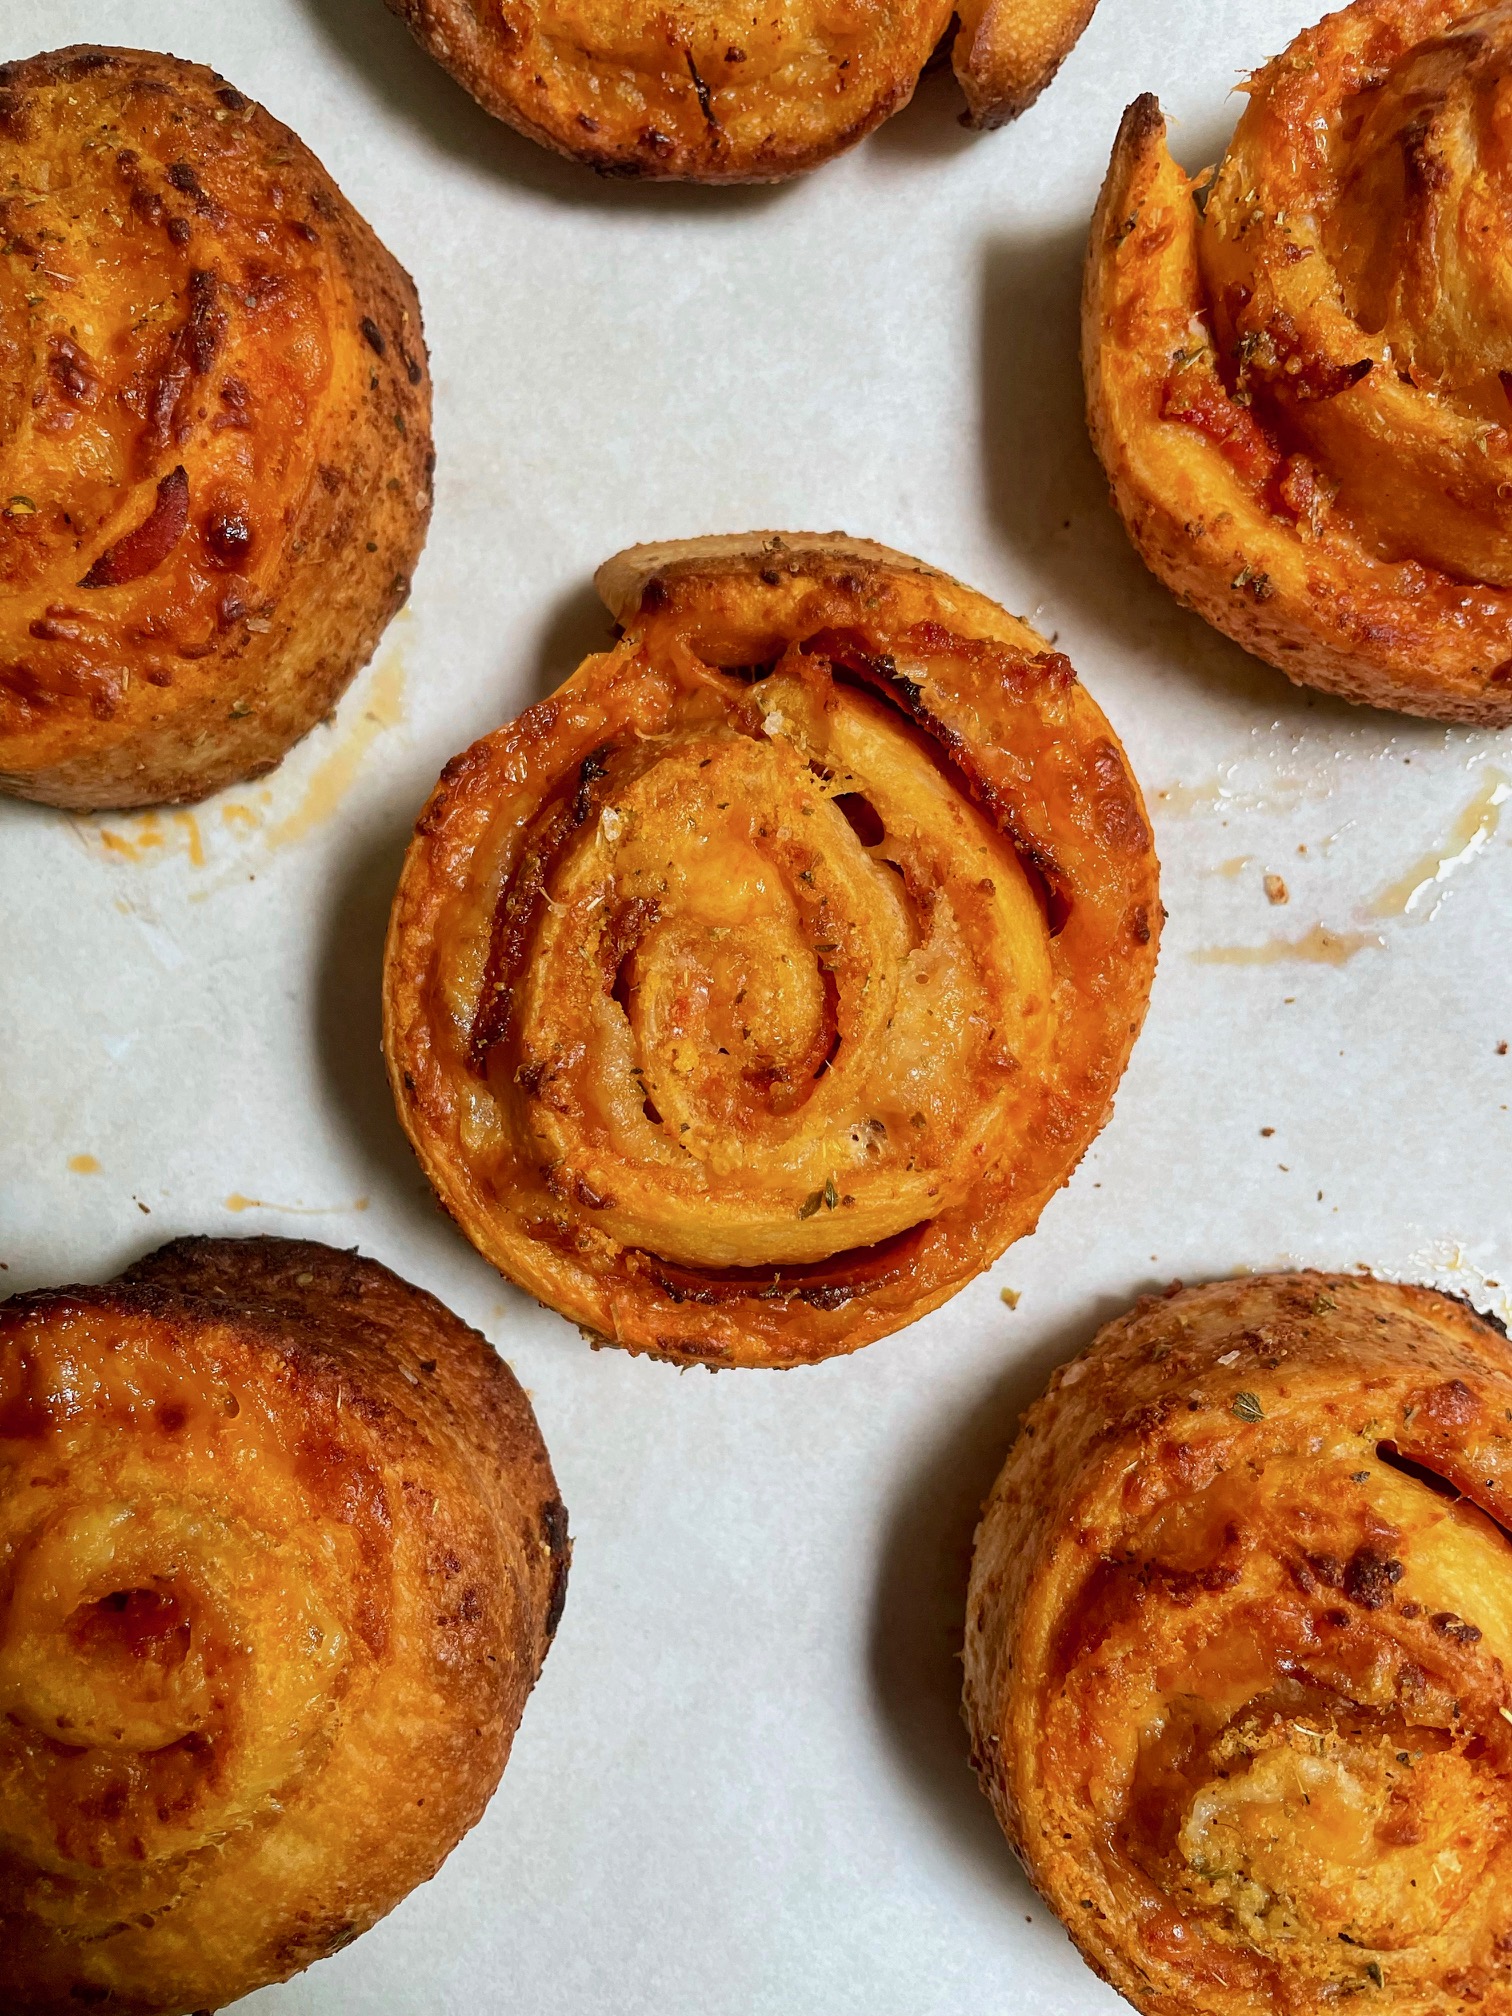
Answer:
[495,650,1052,1270]
[0,1321,356,1900]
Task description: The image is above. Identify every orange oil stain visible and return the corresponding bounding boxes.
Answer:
[224,1193,371,1215]
[67,1154,101,1173]
[96,809,204,868]
[98,814,166,860]
[264,655,406,851]
[1156,779,1307,818]
[1157,780,1230,817]
[1369,768,1509,918]
[85,666,396,874]
[1193,923,1385,967]
[170,811,205,866]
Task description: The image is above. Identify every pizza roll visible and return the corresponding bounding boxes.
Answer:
[384,534,1159,1368]
[0,1236,567,2015]
[384,0,1100,180]
[1085,1,1512,723]
[966,1270,1512,2015]
[0,46,432,809]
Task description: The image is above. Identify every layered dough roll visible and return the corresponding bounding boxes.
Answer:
[384,0,1098,181]
[0,46,433,810]
[384,534,1159,1368]
[965,1271,1512,2015]
[1085,1,1512,724]
[0,1236,568,2016]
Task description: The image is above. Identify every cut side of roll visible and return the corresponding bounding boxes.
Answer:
[1084,1,1512,724]
[0,1236,568,2016]
[965,1271,1512,2015]
[384,534,1159,1368]
[383,0,1099,181]
[0,46,433,810]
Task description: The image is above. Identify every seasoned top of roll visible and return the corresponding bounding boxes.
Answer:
[0,47,432,810]
[0,1236,567,2016]
[385,534,1159,1368]
[966,1270,1512,2016]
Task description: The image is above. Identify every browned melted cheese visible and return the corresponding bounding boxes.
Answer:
[966,1271,1512,2016]
[1084,0,1512,724]
[0,46,432,811]
[0,1236,567,2015]
[383,534,1160,1367]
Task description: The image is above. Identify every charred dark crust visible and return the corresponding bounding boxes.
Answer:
[685,52,719,131]
[119,1231,423,1314]
[1438,1288,1512,1346]
[1115,90,1166,167]
[540,1497,571,1640]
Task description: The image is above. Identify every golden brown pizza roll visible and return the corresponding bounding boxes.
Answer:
[383,0,1098,181]
[0,1235,568,2016]
[0,46,433,811]
[384,533,1159,1369]
[965,1270,1512,2015]
[1085,0,1512,724]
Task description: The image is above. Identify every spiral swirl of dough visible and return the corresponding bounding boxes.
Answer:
[1085,0,1512,722]
[966,1272,1512,2016]
[384,535,1159,1367]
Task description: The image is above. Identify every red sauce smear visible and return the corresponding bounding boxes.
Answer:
[469,744,614,1071]
[1161,359,1284,489]
[642,1224,928,1311]
[80,464,189,588]
[801,627,1072,935]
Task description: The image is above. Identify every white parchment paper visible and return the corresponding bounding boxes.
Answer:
[2,1,1510,2009]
